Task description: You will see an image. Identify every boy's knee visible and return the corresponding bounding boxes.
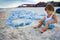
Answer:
[40,20,44,22]
[39,20,44,23]
[46,22,51,25]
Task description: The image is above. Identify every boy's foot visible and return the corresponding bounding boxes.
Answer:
[40,30,45,33]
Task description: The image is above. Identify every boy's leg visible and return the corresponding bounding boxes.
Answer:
[40,22,49,33]
[34,20,44,28]
[37,20,44,28]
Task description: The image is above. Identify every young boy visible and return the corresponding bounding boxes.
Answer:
[34,4,58,33]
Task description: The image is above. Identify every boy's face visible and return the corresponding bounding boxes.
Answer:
[45,10,53,15]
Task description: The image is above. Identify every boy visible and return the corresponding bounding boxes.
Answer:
[34,4,58,33]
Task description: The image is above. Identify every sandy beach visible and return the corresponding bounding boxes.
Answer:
[0,7,60,40]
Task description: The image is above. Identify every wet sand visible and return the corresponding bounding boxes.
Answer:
[0,7,60,40]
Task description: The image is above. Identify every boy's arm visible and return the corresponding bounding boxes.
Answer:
[47,14,58,24]
[51,14,58,23]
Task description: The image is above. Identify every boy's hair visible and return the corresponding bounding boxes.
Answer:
[45,4,54,11]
